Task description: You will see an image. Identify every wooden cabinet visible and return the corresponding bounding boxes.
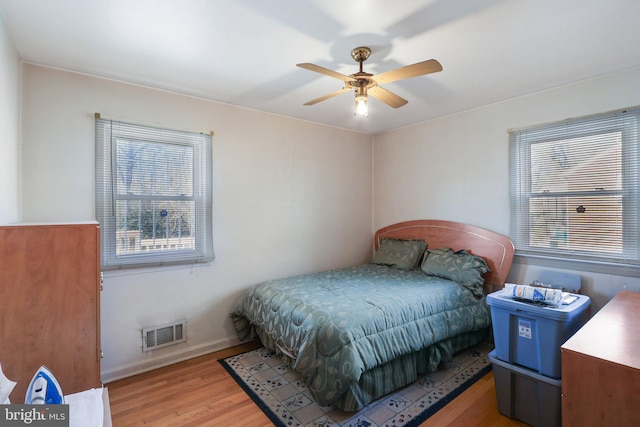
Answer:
[561,290,640,426]
[0,223,101,402]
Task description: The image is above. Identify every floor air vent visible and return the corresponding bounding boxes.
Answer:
[142,320,186,352]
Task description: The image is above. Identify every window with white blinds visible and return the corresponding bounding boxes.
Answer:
[509,107,639,270]
[96,117,214,270]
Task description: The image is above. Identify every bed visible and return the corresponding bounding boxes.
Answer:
[231,220,515,411]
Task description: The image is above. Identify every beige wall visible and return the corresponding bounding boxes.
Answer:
[0,11,20,223]
[20,64,373,381]
[374,67,640,311]
[17,59,640,382]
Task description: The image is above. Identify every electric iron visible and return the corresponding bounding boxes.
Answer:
[25,365,64,404]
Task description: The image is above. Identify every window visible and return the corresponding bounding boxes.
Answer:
[96,117,214,270]
[509,107,639,271]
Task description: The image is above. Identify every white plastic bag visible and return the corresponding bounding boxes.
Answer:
[0,361,17,404]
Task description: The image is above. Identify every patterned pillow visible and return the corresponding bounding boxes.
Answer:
[421,248,491,297]
[371,238,427,270]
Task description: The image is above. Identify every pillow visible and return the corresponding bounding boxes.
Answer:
[420,248,490,297]
[371,238,427,270]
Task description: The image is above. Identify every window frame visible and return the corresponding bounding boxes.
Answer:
[509,107,639,276]
[96,117,214,270]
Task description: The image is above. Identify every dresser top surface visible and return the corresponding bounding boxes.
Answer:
[562,290,640,369]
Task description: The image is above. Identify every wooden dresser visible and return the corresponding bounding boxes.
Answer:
[0,223,101,402]
[561,290,640,426]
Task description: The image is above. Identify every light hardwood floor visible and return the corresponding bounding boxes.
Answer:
[107,342,528,426]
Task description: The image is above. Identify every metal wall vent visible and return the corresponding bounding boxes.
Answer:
[142,320,186,352]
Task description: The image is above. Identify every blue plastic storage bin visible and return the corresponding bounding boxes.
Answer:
[487,288,590,378]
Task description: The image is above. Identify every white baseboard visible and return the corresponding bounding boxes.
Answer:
[100,337,242,384]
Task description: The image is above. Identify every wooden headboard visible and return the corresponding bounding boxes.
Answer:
[374,220,515,293]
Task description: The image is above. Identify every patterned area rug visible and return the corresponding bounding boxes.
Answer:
[219,342,493,427]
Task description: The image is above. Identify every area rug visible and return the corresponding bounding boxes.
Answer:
[219,342,493,427]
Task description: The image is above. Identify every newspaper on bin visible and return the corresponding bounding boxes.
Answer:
[504,283,564,306]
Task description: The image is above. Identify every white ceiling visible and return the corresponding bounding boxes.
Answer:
[2,0,640,135]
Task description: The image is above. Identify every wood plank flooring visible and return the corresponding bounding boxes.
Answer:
[107,342,528,426]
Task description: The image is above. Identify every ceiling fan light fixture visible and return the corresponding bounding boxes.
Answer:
[355,87,368,117]
[297,46,442,116]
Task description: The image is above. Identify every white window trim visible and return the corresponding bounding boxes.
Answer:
[509,107,640,274]
[513,252,639,278]
[96,116,214,270]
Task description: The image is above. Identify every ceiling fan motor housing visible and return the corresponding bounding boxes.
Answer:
[351,47,371,63]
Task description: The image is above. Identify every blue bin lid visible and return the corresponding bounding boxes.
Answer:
[487,288,590,321]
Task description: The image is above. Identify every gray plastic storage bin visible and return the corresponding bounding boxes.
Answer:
[489,350,561,427]
[487,288,590,378]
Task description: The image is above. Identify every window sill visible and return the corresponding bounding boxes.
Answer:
[514,252,640,278]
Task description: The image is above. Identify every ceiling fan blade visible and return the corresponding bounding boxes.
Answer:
[303,87,352,106]
[297,63,356,83]
[368,86,408,108]
[373,59,442,85]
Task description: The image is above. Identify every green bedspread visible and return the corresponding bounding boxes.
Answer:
[231,263,490,409]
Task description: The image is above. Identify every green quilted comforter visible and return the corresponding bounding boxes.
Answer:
[231,263,490,408]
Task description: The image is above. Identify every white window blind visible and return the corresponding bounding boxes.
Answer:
[96,117,214,270]
[509,107,639,268]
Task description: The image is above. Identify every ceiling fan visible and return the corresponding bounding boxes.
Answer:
[297,46,442,116]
